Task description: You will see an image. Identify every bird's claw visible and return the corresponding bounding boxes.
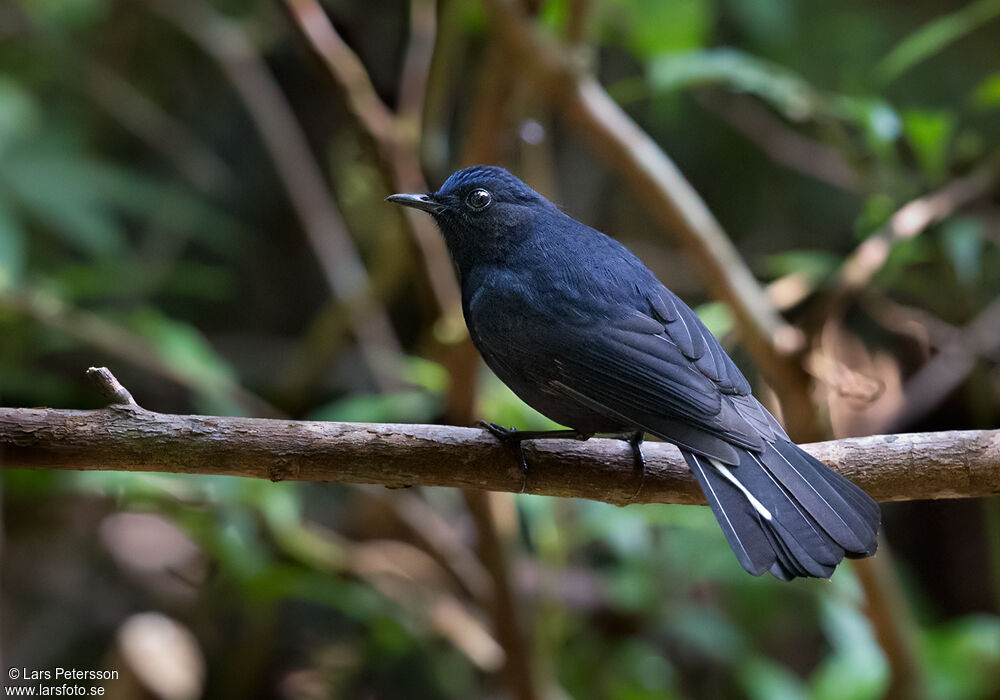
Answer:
[622,431,646,502]
[479,421,518,441]
[480,421,530,492]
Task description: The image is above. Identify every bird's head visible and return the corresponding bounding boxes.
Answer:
[387,166,553,267]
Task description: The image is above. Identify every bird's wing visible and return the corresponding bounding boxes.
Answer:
[534,285,786,462]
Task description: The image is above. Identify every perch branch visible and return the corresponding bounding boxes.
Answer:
[2,404,997,506]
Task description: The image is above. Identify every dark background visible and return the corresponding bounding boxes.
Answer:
[1,0,999,697]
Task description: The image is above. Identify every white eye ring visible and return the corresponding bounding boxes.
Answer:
[466,188,492,210]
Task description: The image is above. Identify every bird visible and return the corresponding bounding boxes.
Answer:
[387,165,879,580]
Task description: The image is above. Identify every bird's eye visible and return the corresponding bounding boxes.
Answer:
[466,188,492,210]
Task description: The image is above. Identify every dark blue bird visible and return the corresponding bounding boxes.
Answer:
[388,166,879,580]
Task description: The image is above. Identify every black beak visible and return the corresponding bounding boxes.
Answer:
[385,193,443,214]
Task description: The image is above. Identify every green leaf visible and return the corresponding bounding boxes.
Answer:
[940,217,983,285]
[216,507,270,580]
[647,48,903,145]
[875,0,1000,84]
[648,48,820,121]
[972,72,1000,109]
[763,250,841,280]
[14,0,113,28]
[0,141,240,260]
[397,354,450,393]
[608,640,677,696]
[810,587,888,700]
[0,365,72,402]
[722,0,797,46]
[739,657,808,700]
[477,373,563,431]
[0,147,126,257]
[848,99,904,145]
[667,606,744,661]
[51,259,235,303]
[623,0,715,58]
[126,307,240,409]
[855,194,898,239]
[903,109,954,181]
[924,615,1000,699]
[0,191,26,288]
[0,77,39,152]
[695,301,734,338]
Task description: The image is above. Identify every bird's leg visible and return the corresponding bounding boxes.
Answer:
[479,422,593,493]
[620,430,646,501]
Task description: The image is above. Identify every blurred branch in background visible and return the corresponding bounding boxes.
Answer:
[696,90,859,192]
[276,0,466,412]
[853,546,928,700]
[838,155,1000,292]
[874,295,1000,434]
[0,291,281,417]
[438,14,548,700]
[398,0,438,129]
[767,153,1000,312]
[143,0,404,393]
[461,489,538,700]
[271,513,505,673]
[281,0,459,317]
[356,485,493,601]
[83,60,235,195]
[453,5,545,695]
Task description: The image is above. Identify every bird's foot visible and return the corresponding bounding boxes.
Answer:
[479,422,591,442]
[479,421,520,442]
[478,422,594,493]
[620,431,646,502]
[479,422,530,492]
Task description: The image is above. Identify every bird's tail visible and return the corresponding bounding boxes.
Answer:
[682,440,880,580]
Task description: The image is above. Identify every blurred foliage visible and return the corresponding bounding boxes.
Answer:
[2,0,999,698]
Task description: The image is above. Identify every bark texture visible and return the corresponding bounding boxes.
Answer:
[2,406,997,506]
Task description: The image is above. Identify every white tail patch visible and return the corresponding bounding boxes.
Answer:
[709,458,773,521]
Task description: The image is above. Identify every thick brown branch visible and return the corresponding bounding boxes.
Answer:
[2,407,997,505]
